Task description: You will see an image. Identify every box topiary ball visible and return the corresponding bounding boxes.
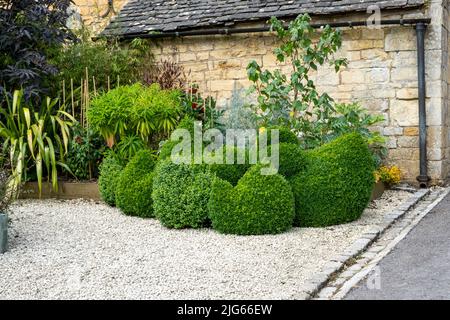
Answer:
[116,149,156,217]
[206,146,251,186]
[98,154,124,206]
[208,165,295,235]
[290,133,376,227]
[152,160,214,228]
[265,126,299,145]
[265,143,306,178]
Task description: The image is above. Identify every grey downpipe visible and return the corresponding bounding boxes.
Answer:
[416,22,430,188]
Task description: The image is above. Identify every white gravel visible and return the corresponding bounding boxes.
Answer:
[0,189,410,300]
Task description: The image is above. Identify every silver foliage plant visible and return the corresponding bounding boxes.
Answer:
[220,82,259,130]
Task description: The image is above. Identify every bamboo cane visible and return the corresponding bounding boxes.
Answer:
[80,77,84,125]
[84,77,89,128]
[62,79,66,106]
[71,78,75,118]
[92,76,97,96]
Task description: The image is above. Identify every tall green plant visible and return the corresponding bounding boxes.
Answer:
[247,14,347,147]
[88,83,181,148]
[0,89,75,193]
[53,33,153,96]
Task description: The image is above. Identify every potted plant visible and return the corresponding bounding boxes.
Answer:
[0,169,19,254]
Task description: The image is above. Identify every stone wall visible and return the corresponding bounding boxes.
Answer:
[152,5,449,185]
[71,0,128,34]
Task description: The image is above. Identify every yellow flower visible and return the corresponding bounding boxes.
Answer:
[376,165,401,186]
[259,127,266,134]
[289,111,295,118]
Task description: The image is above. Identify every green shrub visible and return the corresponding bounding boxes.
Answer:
[158,116,196,161]
[115,150,156,217]
[88,83,181,147]
[207,146,250,186]
[208,165,295,235]
[0,89,75,194]
[265,143,306,178]
[265,126,299,145]
[54,35,153,96]
[88,83,141,142]
[290,133,375,227]
[66,123,105,180]
[98,154,124,206]
[152,160,214,228]
[115,135,147,163]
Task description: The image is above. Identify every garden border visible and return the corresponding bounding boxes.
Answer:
[19,182,100,200]
[18,180,385,202]
[299,187,430,300]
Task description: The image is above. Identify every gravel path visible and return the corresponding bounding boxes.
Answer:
[0,190,410,300]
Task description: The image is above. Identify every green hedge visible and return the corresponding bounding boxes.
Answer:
[152,160,214,228]
[98,154,123,206]
[116,149,156,217]
[208,165,295,235]
[290,133,375,227]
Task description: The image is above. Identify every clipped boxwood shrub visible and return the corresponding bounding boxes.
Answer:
[266,143,306,178]
[207,146,250,186]
[208,165,295,235]
[98,154,123,206]
[266,126,299,145]
[158,116,196,161]
[290,133,375,227]
[152,160,214,228]
[115,149,156,217]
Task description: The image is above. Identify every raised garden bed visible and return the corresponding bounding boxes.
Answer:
[371,181,385,201]
[20,181,100,200]
[19,180,385,202]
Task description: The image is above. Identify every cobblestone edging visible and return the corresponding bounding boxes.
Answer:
[301,188,432,300]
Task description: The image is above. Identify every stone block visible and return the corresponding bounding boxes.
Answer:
[383,126,403,136]
[208,80,236,91]
[390,99,419,126]
[362,28,384,40]
[390,51,417,67]
[384,28,416,51]
[404,127,419,136]
[397,88,418,100]
[366,68,389,83]
[341,69,365,84]
[360,48,389,60]
[397,136,419,148]
[391,66,417,82]
[196,51,210,61]
[388,148,420,160]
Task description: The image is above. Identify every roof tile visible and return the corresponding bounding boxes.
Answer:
[103,0,425,36]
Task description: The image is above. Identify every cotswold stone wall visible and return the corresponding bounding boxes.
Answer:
[71,0,128,34]
[153,4,449,185]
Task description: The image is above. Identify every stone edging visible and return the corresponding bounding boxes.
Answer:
[300,188,430,300]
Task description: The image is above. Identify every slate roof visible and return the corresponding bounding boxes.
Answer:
[103,0,425,36]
